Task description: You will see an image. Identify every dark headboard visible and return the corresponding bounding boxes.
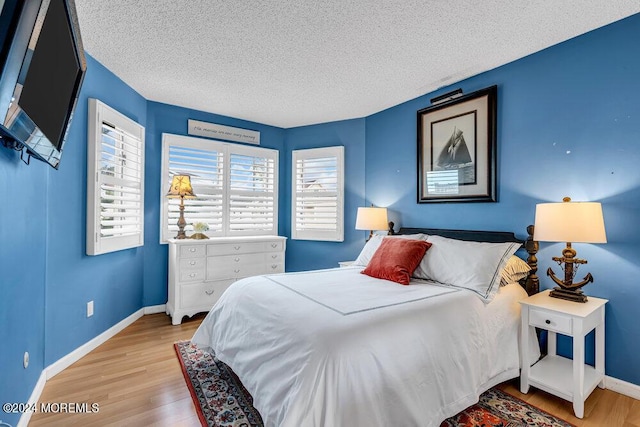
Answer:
[396,225,539,295]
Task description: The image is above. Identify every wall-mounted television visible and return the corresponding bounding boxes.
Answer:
[0,0,86,169]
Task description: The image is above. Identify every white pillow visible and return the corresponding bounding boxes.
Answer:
[413,235,521,302]
[352,233,428,267]
[500,255,531,286]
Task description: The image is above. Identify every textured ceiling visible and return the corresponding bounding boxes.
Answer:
[74,1,639,128]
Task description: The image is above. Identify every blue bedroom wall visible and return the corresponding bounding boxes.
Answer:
[44,55,148,365]
[0,53,147,426]
[283,119,367,272]
[365,14,640,385]
[142,102,286,306]
[0,135,47,427]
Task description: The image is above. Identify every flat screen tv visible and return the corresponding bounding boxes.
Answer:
[0,0,86,169]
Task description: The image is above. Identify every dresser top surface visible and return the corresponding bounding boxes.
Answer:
[168,235,287,245]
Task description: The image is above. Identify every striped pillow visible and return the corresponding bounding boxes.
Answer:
[500,255,531,286]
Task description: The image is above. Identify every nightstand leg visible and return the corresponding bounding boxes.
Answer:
[573,332,585,419]
[596,321,605,388]
[520,306,530,393]
[547,331,557,356]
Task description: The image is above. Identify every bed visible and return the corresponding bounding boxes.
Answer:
[191,227,541,427]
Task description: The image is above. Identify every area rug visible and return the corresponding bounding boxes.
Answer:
[175,341,573,427]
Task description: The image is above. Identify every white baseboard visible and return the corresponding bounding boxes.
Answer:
[16,370,46,427]
[18,306,161,427]
[46,308,145,379]
[144,304,166,315]
[605,375,640,400]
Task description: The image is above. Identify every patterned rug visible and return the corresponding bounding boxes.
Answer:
[175,341,573,427]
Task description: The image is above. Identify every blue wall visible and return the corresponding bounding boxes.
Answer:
[284,119,367,271]
[365,14,640,385]
[44,55,148,365]
[0,54,148,427]
[142,101,286,306]
[0,131,47,427]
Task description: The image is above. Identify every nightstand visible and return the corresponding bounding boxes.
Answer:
[338,261,355,267]
[520,289,608,418]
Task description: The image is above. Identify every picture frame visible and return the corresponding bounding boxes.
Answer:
[417,85,497,203]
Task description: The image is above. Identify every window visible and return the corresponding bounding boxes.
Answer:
[87,99,145,255]
[160,133,278,242]
[292,146,344,242]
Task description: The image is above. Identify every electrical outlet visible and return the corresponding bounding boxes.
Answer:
[87,300,94,317]
[23,351,29,368]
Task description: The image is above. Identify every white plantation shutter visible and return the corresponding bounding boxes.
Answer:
[87,99,145,255]
[292,146,344,242]
[160,133,279,242]
[166,146,224,238]
[228,148,277,234]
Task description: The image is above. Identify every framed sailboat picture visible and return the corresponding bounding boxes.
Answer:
[417,85,497,203]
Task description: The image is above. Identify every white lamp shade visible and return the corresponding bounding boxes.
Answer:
[533,201,607,243]
[355,207,388,231]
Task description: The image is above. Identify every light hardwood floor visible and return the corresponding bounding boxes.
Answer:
[29,313,639,426]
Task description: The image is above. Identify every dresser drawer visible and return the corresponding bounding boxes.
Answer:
[207,240,284,256]
[180,244,206,258]
[180,268,206,282]
[209,253,263,267]
[179,257,206,270]
[235,261,284,277]
[529,307,572,335]
[207,253,282,269]
[207,257,285,279]
[181,279,234,309]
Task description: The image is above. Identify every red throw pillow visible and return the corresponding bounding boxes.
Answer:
[361,237,432,285]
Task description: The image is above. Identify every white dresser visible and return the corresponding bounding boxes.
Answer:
[167,236,286,325]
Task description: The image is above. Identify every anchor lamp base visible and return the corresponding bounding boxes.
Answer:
[549,287,588,303]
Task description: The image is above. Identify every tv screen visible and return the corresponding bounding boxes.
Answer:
[0,0,86,169]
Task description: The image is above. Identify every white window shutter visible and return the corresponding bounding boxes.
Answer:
[292,146,344,242]
[228,147,278,235]
[160,134,279,242]
[166,145,225,239]
[87,99,145,255]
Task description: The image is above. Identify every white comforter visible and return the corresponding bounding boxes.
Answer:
[192,267,539,427]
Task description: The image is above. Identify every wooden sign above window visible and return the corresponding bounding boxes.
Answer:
[188,119,260,145]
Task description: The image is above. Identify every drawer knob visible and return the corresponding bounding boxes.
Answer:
[234,246,241,250]
[189,273,197,278]
[271,243,278,248]
[234,257,240,262]
[189,261,196,265]
[234,269,240,273]
[205,289,214,296]
[545,319,551,325]
[271,254,278,259]
[189,248,196,252]
[271,264,278,269]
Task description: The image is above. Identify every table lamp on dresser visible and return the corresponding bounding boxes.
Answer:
[166,174,197,239]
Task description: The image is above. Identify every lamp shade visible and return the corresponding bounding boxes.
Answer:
[533,200,606,243]
[167,175,196,199]
[355,207,388,231]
